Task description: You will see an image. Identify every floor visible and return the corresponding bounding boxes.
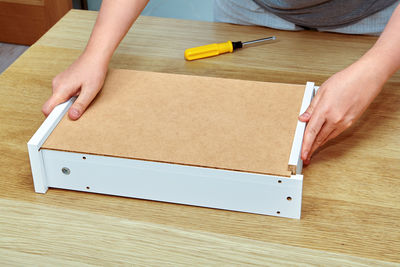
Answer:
[0,43,28,74]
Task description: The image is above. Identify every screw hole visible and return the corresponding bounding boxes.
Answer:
[82,156,86,160]
[276,211,280,214]
[61,167,70,175]
[287,196,292,201]
[278,180,282,183]
[86,186,90,190]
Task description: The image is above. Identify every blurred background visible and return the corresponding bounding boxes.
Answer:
[0,0,214,73]
[79,0,214,22]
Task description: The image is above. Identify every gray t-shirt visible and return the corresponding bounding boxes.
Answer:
[214,0,400,35]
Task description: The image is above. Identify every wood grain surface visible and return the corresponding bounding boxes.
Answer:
[0,10,399,265]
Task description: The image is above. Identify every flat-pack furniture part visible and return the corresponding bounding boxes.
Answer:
[28,69,316,219]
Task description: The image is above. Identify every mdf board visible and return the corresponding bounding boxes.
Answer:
[0,0,72,45]
[28,69,315,219]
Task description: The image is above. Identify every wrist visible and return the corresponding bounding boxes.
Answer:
[359,46,396,83]
[352,51,390,91]
[79,48,110,71]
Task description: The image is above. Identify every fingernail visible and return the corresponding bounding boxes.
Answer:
[70,108,80,119]
[303,151,308,160]
[300,112,310,119]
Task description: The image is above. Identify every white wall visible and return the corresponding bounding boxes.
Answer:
[87,0,214,22]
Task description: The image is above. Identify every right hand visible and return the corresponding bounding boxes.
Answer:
[42,54,108,120]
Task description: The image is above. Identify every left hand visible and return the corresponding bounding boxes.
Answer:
[299,59,385,164]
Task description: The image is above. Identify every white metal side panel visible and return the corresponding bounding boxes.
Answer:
[288,82,316,175]
[42,150,303,219]
[27,98,75,193]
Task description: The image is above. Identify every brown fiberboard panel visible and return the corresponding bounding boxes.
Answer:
[42,69,305,177]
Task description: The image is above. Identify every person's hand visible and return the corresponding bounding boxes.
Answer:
[41,0,150,119]
[42,54,108,120]
[298,60,386,164]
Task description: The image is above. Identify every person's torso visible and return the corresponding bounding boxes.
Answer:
[254,0,398,28]
[214,0,400,35]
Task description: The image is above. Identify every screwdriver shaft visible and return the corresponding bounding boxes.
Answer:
[242,36,276,46]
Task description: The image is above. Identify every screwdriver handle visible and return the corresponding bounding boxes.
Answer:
[184,41,233,61]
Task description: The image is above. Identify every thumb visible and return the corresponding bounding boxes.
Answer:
[298,90,320,122]
[42,89,74,117]
[68,85,100,120]
[298,107,313,122]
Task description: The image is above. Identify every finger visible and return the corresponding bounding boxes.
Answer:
[308,123,336,160]
[320,127,343,147]
[42,89,75,117]
[301,113,325,161]
[298,89,321,122]
[306,126,346,164]
[68,85,100,120]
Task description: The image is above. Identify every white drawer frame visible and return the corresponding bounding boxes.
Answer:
[28,82,316,219]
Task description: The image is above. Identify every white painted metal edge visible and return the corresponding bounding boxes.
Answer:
[42,149,304,219]
[288,82,315,175]
[27,97,76,193]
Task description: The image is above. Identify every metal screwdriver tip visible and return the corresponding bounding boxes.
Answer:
[242,36,276,46]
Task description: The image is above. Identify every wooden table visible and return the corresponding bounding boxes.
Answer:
[1,10,399,265]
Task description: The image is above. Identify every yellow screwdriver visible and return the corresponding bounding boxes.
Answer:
[184,36,276,61]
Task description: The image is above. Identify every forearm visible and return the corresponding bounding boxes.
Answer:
[299,4,400,163]
[82,0,149,65]
[359,4,400,83]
